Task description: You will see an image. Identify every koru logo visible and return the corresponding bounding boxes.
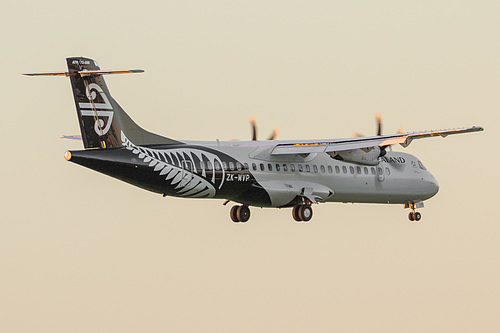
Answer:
[78,83,114,136]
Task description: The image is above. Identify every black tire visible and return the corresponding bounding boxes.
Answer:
[408,212,415,221]
[237,205,251,222]
[230,205,240,222]
[292,205,302,221]
[415,212,421,221]
[299,205,313,222]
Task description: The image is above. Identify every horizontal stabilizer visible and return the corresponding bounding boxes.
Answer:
[60,135,82,140]
[22,69,144,77]
[23,72,69,76]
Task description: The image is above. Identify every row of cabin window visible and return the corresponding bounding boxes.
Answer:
[199,161,391,176]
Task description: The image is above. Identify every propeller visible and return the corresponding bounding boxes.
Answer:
[375,112,382,136]
[352,113,402,138]
[249,116,279,140]
[352,113,405,157]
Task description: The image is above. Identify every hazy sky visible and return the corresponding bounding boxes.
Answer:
[1,1,499,332]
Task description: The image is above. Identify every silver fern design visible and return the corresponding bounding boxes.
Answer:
[121,131,225,198]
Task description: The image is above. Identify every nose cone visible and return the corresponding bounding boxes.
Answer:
[426,175,440,198]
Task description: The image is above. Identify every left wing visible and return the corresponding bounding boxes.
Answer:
[271,126,483,155]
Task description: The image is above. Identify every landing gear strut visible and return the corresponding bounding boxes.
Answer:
[230,205,251,223]
[292,204,313,222]
[406,202,422,221]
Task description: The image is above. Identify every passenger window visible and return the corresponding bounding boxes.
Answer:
[364,167,368,175]
[222,162,228,170]
[200,161,205,170]
[328,165,333,173]
[244,163,249,170]
[371,167,375,175]
[283,164,288,172]
[313,165,318,173]
[320,165,325,173]
[215,161,221,171]
[229,162,235,171]
[342,166,347,174]
[268,163,273,171]
[291,164,296,172]
[276,164,280,171]
[252,163,257,171]
[334,166,339,173]
[207,161,213,170]
[260,164,265,171]
[349,166,354,174]
[385,167,390,175]
[306,165,310,172]
[236,162,242,171]
[356,166,361,174]
[298,164,303,172]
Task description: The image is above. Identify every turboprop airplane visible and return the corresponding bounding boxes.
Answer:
[24,57,483,223]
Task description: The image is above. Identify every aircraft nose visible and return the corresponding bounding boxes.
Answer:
[428,176,439,197]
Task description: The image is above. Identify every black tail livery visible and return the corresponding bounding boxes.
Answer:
[25,57,179,149]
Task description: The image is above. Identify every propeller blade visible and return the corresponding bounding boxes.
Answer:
[267,126,280,140]
[375,112,383,136]
[249,116,257,141]
[352,131,364,137]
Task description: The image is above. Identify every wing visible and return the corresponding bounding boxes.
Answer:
[271,126,483,155]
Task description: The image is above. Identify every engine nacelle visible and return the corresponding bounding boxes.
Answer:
[329,147,384,166]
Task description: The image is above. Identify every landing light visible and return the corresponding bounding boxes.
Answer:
[64,151,72,161]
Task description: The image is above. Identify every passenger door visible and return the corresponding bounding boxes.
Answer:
[377,165,385,182]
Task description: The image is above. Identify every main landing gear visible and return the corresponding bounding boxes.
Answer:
[406,202,422,221]
[292,204,313,222]
[230,205,251,223]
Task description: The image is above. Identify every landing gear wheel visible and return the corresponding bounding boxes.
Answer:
[408,212,415,221]
[414,212,421,221]
[299,205,313,222]
[236,205,250,222]
[292,205,302,222]
[230,205,240,222]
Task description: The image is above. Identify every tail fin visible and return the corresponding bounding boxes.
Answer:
[66,57,178,149]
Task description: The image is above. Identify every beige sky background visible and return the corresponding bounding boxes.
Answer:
[1,1,499,332]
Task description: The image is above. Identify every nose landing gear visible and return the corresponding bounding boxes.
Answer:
[405,202,422,221]
[408,211,421,221]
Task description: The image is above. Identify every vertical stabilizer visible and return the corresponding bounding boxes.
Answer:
[66,57,179,149]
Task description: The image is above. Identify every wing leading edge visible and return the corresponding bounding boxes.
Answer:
[270,126,483,155]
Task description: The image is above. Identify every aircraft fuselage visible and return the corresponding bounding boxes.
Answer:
[68,137,439,209]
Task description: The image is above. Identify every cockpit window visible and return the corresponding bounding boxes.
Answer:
[418,161,426,170]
